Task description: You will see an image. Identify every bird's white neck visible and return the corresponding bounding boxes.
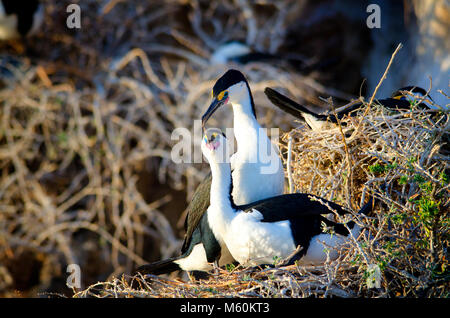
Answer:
[208,161,235,238]
[231,94,261,157]
[229,90,284,205]
[231,96,281,167]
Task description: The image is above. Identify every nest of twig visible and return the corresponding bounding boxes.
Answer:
[280,92,449,297]
[74,263,364,298]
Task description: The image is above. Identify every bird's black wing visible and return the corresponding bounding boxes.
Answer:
[239,193,352,221]
[239,193,374,235]
[181,173,212,253]
[376,98,412,110]
[264,88,330,121]
[265,87,366,122]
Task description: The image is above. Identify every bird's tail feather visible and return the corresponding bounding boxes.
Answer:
[134,257,181,276]
[264,87,323,120]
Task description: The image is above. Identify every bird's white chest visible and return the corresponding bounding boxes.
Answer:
[230,162,284,205]
[230,136,285,206]
[223,209,296,265]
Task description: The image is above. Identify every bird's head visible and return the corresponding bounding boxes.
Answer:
[201,128,229,164]
[201,69,255,128]
[391,86,430,101]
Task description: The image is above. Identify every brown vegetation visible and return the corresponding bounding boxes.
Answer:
[0,0,447,297]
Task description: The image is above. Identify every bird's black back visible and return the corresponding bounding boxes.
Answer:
[239,193,352,220]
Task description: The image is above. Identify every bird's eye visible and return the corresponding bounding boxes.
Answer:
[217,90,227,101]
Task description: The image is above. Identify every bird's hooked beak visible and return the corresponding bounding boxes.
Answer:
[201,97,226,130]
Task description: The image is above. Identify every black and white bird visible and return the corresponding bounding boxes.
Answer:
[210,41,303,67]
[201,131,372,266]
[135,70,285,275]
[264,86,435,131]
[210,41,337,74]
[210,41,255,65]
[0,0,43,40]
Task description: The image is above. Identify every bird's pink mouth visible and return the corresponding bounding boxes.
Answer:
[206,140,220,150]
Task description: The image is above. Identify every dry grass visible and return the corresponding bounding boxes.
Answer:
[0,0,448,298]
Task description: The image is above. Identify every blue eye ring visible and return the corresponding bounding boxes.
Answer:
[217,90,228,101]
